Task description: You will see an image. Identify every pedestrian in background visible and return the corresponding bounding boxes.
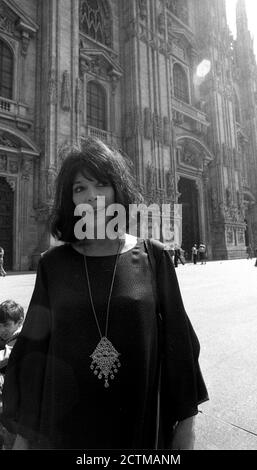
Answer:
[0,248,6,277]
[198,243,207,265]
[174,244,185,268]
[192,244,198,265]
[1,137,208,450]
[246,245,253,260]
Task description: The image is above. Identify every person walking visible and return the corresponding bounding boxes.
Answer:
[192,244,198,265]
[0,247,6,277]
[1,137,208,450]
[246,245,253,260]
[198,243,207,265]
[174,244,185,268]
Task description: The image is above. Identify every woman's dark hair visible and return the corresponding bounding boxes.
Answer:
[50,137,143,242]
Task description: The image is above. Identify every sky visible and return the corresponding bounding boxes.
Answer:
[225,0,257,58]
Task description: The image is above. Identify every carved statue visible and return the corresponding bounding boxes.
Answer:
[163,117,170,146]
[158,13,165,35]
[144,108,152,140]
[61,71,71,111]
[146,162,156,194]
[139,0,147,20]
[166,170,175,199]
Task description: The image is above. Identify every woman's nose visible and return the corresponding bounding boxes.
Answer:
[86,186,97,203]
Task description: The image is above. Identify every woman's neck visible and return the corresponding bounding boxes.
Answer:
[72,237,123,256]
[72,234,137,256]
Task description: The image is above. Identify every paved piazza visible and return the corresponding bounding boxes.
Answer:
[0,258,257,450]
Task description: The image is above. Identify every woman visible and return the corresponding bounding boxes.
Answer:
[1,137,208,449]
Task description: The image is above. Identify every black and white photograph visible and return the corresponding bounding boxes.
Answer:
[0,0,257,462]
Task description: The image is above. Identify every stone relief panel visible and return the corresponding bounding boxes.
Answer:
[225,225,234,244]
[0,154,7,172]
[179,142,203,169]
[9,159,19,174]
[0,3,15,34]
[237,228,246,245]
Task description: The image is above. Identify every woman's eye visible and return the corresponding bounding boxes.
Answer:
[74,186,83,193]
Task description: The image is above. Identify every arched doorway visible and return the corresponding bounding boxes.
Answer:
[178,177,200,259]
[0,177,14,270]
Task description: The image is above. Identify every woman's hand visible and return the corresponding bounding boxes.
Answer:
[12,434,29,450]
[171,417,195,450]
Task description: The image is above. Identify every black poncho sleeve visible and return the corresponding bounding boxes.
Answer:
[150,241,208,447]
[0,258,51,443]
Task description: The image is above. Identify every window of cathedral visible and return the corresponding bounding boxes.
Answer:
[87,81,106,130]
[0,39,13,99]
[173,63,189,103]
[79,0,112,48]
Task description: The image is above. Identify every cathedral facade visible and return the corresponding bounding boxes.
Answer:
[0,0,257,270]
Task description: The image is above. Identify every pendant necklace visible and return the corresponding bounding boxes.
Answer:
[84,240,122,389]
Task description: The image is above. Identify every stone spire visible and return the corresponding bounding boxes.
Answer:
[236,0,248,33]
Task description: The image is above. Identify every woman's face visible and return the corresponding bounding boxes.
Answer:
[72,171,115,209]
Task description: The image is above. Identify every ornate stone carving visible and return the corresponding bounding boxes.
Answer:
[75,78,82,114]
[225,226,234,244]
[48,68,57,105]
[139,0,147,20]
[144,108,152,140]
[20,31,30,56]
[181,143,202,169]
[210,188,220,220]
[0,154,7,171]
[153,112,162,142]
[21,157,33,180]
[5,177,16,192]
[46,168,57,201]
[61,71,71,111]
[79,0,113,48]
[0,4,14,33]
[163,117,171,146]
[172,110,184,125]
[9,160,19,174]
[133,105,143,135]
[165,169,175,199]
[158,13,165,35]
[146,162,156,194]
[0,134,19,148]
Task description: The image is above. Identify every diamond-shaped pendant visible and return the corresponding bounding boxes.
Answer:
[90,337,121,388]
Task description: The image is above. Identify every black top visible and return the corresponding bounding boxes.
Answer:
[1,240,208,449]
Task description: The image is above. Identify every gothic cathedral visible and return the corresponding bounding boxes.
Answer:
[0,0,257,270]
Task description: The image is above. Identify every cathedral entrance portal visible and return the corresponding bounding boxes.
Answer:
[0,177,14,270]
[178,177,200,260]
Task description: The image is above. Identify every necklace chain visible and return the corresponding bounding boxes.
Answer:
[83,240,123,388]
[83,240,122,339]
